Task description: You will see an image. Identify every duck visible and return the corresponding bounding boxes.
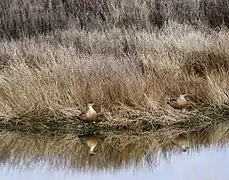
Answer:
[77,102,98,122]
[167,93,188,112]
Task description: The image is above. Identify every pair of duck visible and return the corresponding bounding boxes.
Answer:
[78,93,189,122]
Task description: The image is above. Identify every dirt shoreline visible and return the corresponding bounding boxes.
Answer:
[0,105,228,134]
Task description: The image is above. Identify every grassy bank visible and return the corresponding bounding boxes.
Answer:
[0,0,229,131]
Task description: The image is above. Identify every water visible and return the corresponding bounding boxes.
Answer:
[0,124,229,180]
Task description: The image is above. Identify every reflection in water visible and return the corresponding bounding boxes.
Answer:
[78,135,104,156]
[173,134,190,152]
[0,123,228,176]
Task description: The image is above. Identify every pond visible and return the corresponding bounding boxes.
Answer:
[0,123,229,180]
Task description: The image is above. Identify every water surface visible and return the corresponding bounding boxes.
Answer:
[0,124,229,180]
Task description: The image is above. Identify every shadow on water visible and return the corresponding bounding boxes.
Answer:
[0,123,229,173]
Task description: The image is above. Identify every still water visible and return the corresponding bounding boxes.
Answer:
[0,124,229,180]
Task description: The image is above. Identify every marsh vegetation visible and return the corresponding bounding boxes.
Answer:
[0,0,229,130]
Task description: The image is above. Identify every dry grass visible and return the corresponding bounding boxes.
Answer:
[0,24,229,125]
[0,0,229,39]
[0,123,228,172]
[0,1,228,130]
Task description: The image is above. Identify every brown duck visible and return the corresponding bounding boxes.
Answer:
[78,103,98,122]
[167,94,188,112]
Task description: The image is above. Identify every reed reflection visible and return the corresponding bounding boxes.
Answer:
[0,123,228,173]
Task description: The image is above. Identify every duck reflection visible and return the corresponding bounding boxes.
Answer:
[173,134,190,152]
[78,135,104,156]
